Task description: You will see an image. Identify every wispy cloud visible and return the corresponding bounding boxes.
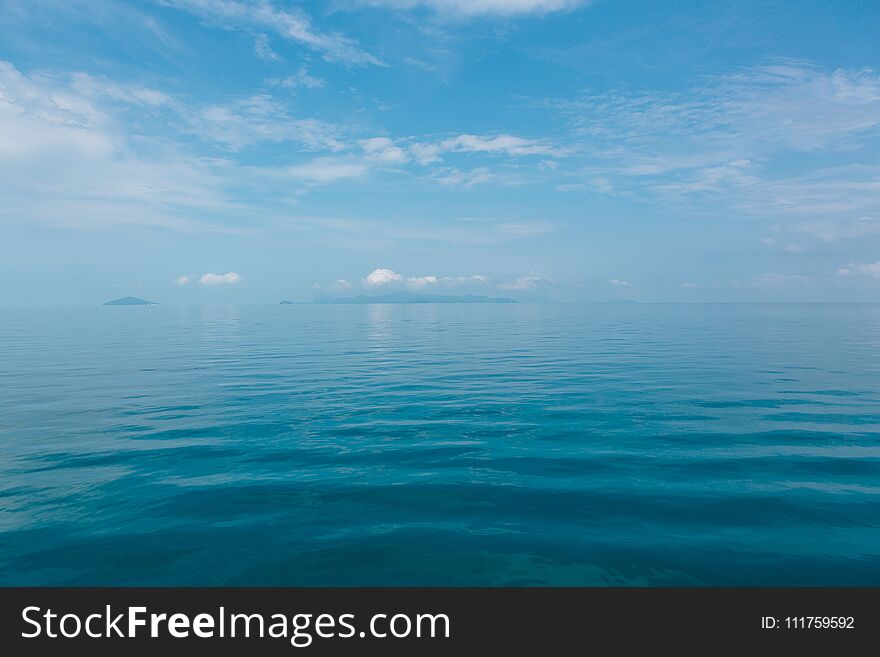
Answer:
[608,278,630,287]
[351,0,591,19]
[161,0,382,66]
[68,72,172,107]
[550,62,880,221]
[199,271,242,285]
[360,137,409,164]
[286,157,369,182]
[0,61,239,232]
[268,66,326,90]
[798,216,880,242]
[184,94,344,152]
[174,274,193,285]
[432,167,498,187]
[495,221,557,236]
[411,134,566,165]
[500,271,554,290]
[751,272,808,287]
[837,262,880,278]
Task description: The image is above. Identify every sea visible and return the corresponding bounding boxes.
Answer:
[1,303,878,585]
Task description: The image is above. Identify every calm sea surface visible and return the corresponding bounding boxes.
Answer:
[1,304,879,585]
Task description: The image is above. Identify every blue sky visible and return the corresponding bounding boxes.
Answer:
[1,0,879,304]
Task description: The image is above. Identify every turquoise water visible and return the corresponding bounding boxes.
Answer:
[1,303,879,585]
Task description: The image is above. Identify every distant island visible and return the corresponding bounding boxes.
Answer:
[280,292,518,305]
[103,297,158,306]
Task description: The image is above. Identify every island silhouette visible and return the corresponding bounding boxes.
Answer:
[103,297,158,306]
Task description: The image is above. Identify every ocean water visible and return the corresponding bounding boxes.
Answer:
[1,303,879,586]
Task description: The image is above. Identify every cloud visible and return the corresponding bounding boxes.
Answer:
[554,177,618,194]
[360,137,409,164]
[357,269,488,289]
[456,275,489,284]
[838,262,880,278]
[286,157,369,182]
[411,134,566,165]
[433,167,498,187]
[363,268,403,286]
[0,61,238,232]
[253,33,279,61]
[68,72,172,107]
[500,271,554,290]
[681,282,699,289]
[199,272,242,285]
[798,216,880,242]
[589,177,615,194]
[314,278,355,292]
[161,0,381,66]
[751,272,808,287]
[405,275,438,289]
[551,62,880,220]
[562,62,880,159]
[608,278,630,287]
[496,222,557,236]
[352,0,591,18]
[184,94,343,152]
[174,274,193,285]
[269,66,326,90]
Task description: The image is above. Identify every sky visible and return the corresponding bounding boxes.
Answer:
[1,0,879,305]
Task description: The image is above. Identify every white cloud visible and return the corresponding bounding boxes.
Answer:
[68,72,172,107]
[838,262,880,278]
[554,177,617,194]
[174,274,193,285]
[433,167,497,187]
[424,274,486,285]
[199,272,242,285]
[412,134,566,165]
[363,268,403,286]
[269,66,326,90]
[287,157,369,182]
[0,61,237,232]
[751,272,808,287]
[589,177,615,194]
[161,0,381,66]
[799,216,880,242]
[501,271,554,290]
[315,278,355,292]
[456,274,489,284]
[681,282,699,289]
[608,278,630,287]
[410,142,443,165]
[253,33,279,61]
[360,137,409,164]
[552,62,880,220]
[563,63,880,159]
[353,0,590,18]
[185,94,343,152]
[358,269,487,289]
[496,222,557,236]
[406,275,438,289]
